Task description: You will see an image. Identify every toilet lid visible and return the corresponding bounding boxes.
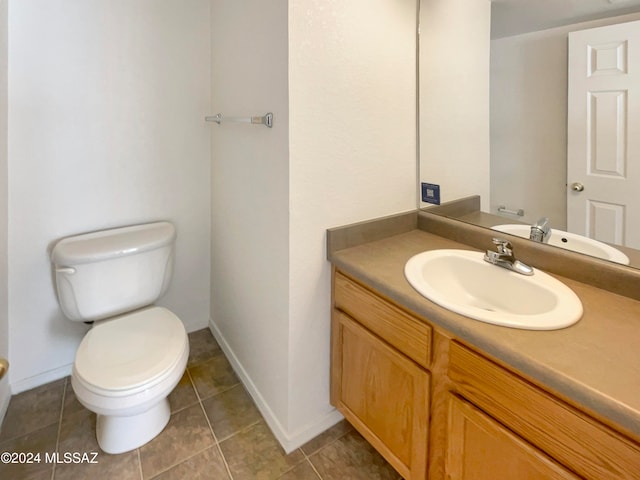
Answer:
[74,306,187,392]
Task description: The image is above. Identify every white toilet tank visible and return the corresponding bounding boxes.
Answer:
[51,222,176,322]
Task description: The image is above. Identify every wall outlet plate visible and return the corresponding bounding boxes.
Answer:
[421,183,441,205]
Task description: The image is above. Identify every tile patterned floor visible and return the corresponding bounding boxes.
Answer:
[0,328,402,479]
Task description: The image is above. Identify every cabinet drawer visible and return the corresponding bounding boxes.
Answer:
[334,271,431,368]
[449,341,640,480]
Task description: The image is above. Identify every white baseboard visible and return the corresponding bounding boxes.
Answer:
[283,407,344,453]
[208,318,343,453]
[10,363,72,395]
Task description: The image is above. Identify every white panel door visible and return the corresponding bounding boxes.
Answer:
[567,20,640,249]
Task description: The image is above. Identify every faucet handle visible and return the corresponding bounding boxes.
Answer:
[533,216,550,229]
[491,237,513,254]
[530,216,551,242]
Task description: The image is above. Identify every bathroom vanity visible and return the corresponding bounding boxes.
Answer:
[328,212,640,480]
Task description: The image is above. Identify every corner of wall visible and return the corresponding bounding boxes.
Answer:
[208,317,343,453]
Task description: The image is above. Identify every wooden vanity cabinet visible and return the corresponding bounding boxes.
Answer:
[445,394,579,480]
[448,342,640,480]
[331,269,640,480]
[331,271,431,480]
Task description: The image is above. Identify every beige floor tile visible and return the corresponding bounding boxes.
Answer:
[0,379,65,442]
[56,407,141,480]
[150,446,230,480]
[0,423,58,480]
[188,354,239,400]
[219,421,305,480]
[168,372,199,413]
[139,404,214,478]
[188,328,222,367]
[300,419,354,456]
[309,429,402,480]
[201,384,262,441]
[53,449,141,480]
[60,379,92,424]
[0,328,403,480]
[57,406,98,453]
[277,460,321,480]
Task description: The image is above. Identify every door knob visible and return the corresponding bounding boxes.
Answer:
[571,182,584,192]
[0,358,8,381]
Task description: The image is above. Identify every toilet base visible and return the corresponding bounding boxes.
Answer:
[96,397,171,454]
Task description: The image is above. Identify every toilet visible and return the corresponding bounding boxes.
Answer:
[51,221,189,454]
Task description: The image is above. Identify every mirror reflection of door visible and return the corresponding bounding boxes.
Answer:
[567,20,640,249]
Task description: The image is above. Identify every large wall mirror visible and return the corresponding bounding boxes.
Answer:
[418,0,640,268]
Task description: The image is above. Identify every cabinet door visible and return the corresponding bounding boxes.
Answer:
[449,341,640,479]
[446,395,579,480]
[333,310,429,480]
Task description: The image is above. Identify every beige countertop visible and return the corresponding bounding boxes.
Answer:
[329,228,640,442]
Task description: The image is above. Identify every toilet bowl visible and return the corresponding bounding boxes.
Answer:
[51,222,189,454]
[71,306,189,454]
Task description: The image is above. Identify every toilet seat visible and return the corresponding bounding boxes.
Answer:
[73,306,187,397]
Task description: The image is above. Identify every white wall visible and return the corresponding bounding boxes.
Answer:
[288,0,416,442]
[0,0,9,422]
[419,0,492,210]
[209,0,291,440]
[8,0,212,392]
[490,12,640,228]
[210,0,417,452]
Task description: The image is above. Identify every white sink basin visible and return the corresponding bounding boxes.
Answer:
[492,224,630,265]
[404,249,583,330]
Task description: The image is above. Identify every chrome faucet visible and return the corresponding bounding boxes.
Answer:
[484,238,534,276]
[530,216,551,243]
